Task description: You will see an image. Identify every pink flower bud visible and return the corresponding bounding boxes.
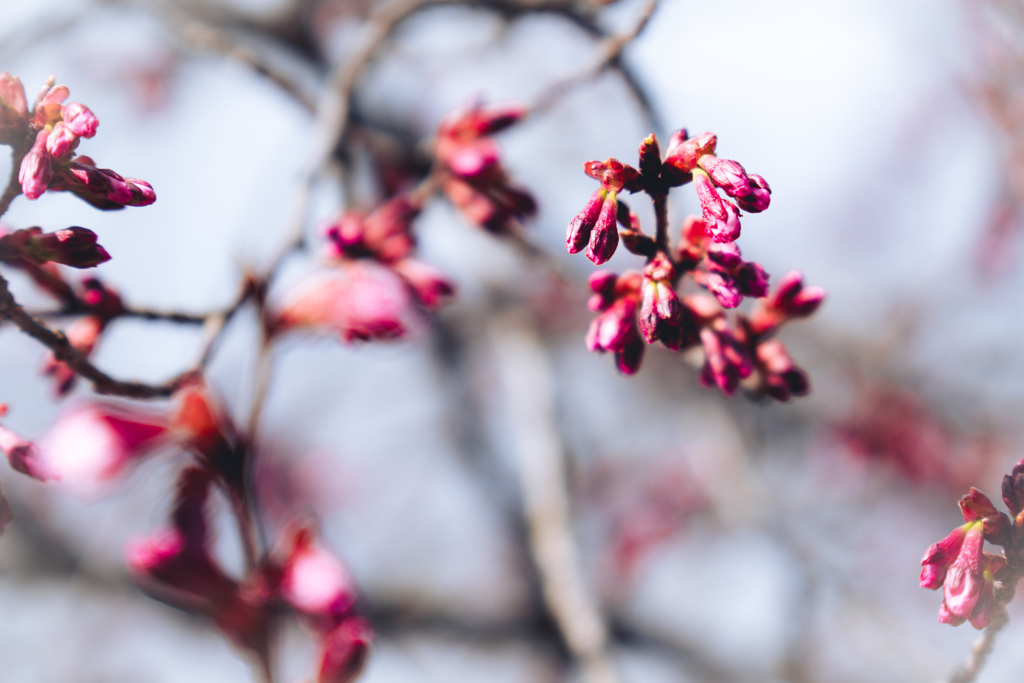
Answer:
[318,617,373,683]
[62,102,98,138]
[567,189,606,255]
[45,121,78,158]
[698,156,751,198]
[391,258,454,310]
[693,170,740,243]
[280,527,356,623]
[275,262,413,342]
[664,131,717,174]
[638,133,662,185]
[0,422,47,480]
[43,315,105,396]
[51,157,156,209]
[18,129,53,199]
[698,321,752,395]
[27,227,110,268]
[959,488,1010,545]
[583,158,641,193]
[0,72,28,119]
[754,340,809,401]
[585,191,619,265]
[1001,459,1024,517]
[941,522,985,623]
[30,405,168,493]
[737,174,771,213]
[921,524,967,590]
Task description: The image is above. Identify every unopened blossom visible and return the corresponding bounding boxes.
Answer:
[737,174,771,213]
[567,188,619,265]
[698,316,753,395]
[18,129,53,199]
[585,270,645,374]
[31,405,167,493]
[748,271,825,338]
[692,168,741,243]
[696,242,769,309]
[434,101,535,233]
[323,196,418,265]
[921,488,1012,629]
[318,617,373,683]
[51,156,156,209]
[663,130,717,175]
[391,258,454,310]
[697,155,751,199]
[753,340,809,401]
[0,72,29,145]
[637,253,683,345]
[279,527,356,626]
[61,102,98,138]
[274,262,414,342]
[0,226,112,268]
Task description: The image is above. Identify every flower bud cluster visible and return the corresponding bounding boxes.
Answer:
[0,382,371,681]
[0,73,154,208]
[566,130,821,401]
[272,193,454,342]
[434,101,536,233]
[919,468,1024,629]
[0,225,110,269]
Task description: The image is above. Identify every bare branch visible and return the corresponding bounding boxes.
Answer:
[490,308,620,683]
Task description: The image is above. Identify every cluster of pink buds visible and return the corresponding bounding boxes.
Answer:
[434,100,536,234]
[0,382,370,681]
[567,131,822,400]
[0,73,154,208]
[920,462,1024,628]
[271,194,454,342]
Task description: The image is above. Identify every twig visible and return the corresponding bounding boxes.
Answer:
[0,148,26,220]
[946,606,1010,683]
[126,0,317,112]
[490,307,619,683]
[0,273,190,398]
[528,0,662,119]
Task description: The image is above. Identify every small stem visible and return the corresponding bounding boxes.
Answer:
[653,191,669,252]
[229,487,260,573]
[947,606,1009,683]
[0,148,25,219]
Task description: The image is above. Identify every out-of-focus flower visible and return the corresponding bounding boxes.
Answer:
[0,226,110,268]
[42,277,123,396]
[279,526,356,627]
[318,617,372,683]
[695,241,768,309]
[273,262,414,342]
[748,271,825,338]
[1,403,167,493]
[585,270,645,374]
[434,100,536,233]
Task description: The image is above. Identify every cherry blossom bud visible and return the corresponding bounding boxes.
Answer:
[280,527,356,623]
[693,169,741,243]
[29,405,168,493]
[18,129,53,199]
[737,174,771,213]
[585,191,619,265]
[0,72,28,119]
[749,271,825,337]
[698,155,751,198]
[275,262,413,342]
[391,258,454,310]
[32,81,69,129]
[698,321,752,395]
[1001,458,1024,519]
[968,554,1006,629]
[0,422,46,480]
[567,189,606,255]
[664,131,717,174]
[959,488,1010,546]
[45,121,77,158]
[921,524,968,590]
[940,521,985,624]
[43,315,104,396]
[318,617,373,683]
[61,102,98,138]
[638,254,682,343]
[755,340,809,401]
[637,133,662,188]
[26,227,110,268]
[699,243,769,309]
[53,158,156,209]
[584,158,641,193]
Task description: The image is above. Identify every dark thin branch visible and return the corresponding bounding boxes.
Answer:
[0,273,191,398]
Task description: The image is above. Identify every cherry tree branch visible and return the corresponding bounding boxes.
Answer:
[946,606,1010,683]
[491,308,620,683]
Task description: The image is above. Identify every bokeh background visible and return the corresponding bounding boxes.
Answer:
[1,0,1023,681]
